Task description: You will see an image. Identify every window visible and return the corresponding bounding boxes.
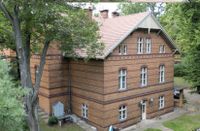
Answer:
[119,45,127,55]
[137,37,144,54]
[119,69,127,90]
[146,38,151,53]
[35,65,39,83]
[159,96,165,109]
[159,45,165,53]
[159,65,165,83]
[81,104,88,119]
[119,105,127,121]
[140,67,148,86]
[123,45,127,55]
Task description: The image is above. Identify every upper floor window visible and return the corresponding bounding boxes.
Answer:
[119,45,127,55]
[159,65,165,83]
[81,104,88,119]
[146,38,152,53]
[140,67,148,86]
[119,105,127,121]
[159,96,165,109]
[137,37,144,54]
[119,69,127,90]
[159,45,165,53]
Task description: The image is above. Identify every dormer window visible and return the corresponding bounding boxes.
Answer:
[159,45,165,53]
[146,38,151,54]
[137,37,144,54]
[119,45,127,55]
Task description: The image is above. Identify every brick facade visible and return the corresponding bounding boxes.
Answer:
[30,29,175,131]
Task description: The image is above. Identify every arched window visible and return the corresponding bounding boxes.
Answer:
[119,105,127,121]
[159,65,165,83]
[140,67,148,86]
[118,69,127,90]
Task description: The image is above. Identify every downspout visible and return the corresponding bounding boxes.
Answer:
[67,59,72,114]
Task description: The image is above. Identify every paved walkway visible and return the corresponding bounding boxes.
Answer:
[122,108,188,131]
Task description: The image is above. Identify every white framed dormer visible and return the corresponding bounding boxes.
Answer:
[137,37,144,54]
[146,38,152,54]
[118,69,127,90]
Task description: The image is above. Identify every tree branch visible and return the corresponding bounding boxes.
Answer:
[32,40,50,102]
[0,1,13,23]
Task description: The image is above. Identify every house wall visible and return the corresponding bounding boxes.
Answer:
[97,30,175,131]
[30,29,175,131]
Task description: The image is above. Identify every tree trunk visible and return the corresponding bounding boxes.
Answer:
[27,96,40,131]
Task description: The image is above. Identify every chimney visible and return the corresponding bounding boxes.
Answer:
[112,11,120,18]
[100,9,109,19]
[85,7,93,19]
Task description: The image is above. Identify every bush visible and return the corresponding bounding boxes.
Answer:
[48,116,58,126]
[174,63,186,77]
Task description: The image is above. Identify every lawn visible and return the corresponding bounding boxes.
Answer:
[40,120,84,131]
[144,128,162,131]
[174,77,191,88]
[163,114,200,131]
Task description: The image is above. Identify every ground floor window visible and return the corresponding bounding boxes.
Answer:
[159,96,165,109]
[119,105,127,121]
[82,104,88,119]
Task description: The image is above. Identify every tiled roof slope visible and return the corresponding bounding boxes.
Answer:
[76,11,179,59]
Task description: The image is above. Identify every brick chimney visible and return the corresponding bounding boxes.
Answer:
[112,11,120,18]
[100,9,109,19]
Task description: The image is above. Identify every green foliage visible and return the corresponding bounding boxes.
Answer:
[118,3,164,18]
[119,3,148,15]
[0,60,26,131]
[163,114,200,131]
[160,1,200,91]
[174,63,186,77]
[144,128,162,131]
[48,116,58,126]
[0,1,103,58]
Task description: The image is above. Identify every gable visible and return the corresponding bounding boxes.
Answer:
[138,15,160,29]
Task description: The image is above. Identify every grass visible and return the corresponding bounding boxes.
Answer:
[163,114,200,131]
[174,77,192,88]
[40,120,84,131]
[144,128,162,131]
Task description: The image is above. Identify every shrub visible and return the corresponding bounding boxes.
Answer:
[48,116,58,126]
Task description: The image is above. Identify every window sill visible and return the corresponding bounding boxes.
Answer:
[159,107,164,110]
[119,118,127,122]
[118,88,127,92]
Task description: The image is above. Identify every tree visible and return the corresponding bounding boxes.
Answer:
[119,2,164,18]
[0,60,26,131]
[0,1,103,131]
[160,1,200,91]
[119,3,148,15]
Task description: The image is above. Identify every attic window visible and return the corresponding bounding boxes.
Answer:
[159,45,165,53]
[119,45,127,55]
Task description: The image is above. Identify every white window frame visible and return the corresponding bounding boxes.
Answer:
[119,105,127,121]
[81,104,88,119]
[119,69,127,90]
[146,38,151,54]
[119,45,127,55]
[123,45,127,55]
[140,67,148,87]
[159,65,165,83]
[137,37,144,54]
[159,45,165,53]
[159,96,165,109]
